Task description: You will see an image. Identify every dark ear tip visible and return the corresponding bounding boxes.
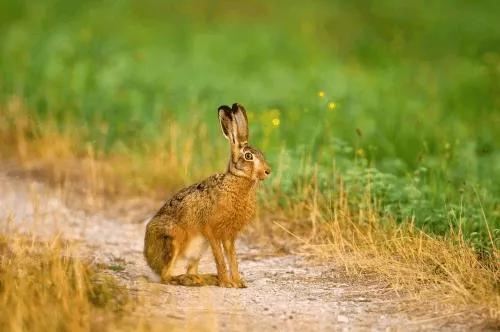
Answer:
[231,103,242,111]
[218,105,231,112]
[218,105,232,118]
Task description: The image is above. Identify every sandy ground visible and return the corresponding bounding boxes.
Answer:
[0,171,492,331]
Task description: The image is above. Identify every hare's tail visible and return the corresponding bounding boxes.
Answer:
[144,222,172,275]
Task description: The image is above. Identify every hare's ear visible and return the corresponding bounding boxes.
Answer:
[231,103,249,146]
[218,105,237,145]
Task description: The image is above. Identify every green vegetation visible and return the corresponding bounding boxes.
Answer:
[0,0,498,250]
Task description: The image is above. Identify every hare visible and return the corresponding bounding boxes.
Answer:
[144,103,271,288]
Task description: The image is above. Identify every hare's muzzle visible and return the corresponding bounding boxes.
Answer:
[260,166,271,180]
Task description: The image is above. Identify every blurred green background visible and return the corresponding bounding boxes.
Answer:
[1,0,499,248]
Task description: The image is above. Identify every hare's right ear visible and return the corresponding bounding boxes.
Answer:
[218,105,237,145]
[231,103,249,147]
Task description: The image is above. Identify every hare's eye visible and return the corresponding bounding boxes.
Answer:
[244,152,253,160]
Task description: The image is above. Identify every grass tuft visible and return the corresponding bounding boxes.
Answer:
[0,232,129,331]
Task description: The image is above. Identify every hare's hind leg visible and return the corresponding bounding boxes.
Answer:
[160,238,182,283]
[183,238,220,287]
[160,247,178,283]
[186,259,200,275]
[174,260,205,286]
[175,235,209,286]
[184,234,208,275]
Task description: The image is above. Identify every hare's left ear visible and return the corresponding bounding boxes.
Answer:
[218,105,237,145]
[231,103,249,147]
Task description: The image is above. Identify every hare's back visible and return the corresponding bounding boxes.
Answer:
[152,174,225,225]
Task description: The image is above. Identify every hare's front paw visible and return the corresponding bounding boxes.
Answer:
[234,278,247,288]
[217,278,235,288]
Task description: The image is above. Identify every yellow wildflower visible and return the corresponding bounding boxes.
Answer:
[272,118,280,127]
[318,91,325,98]
[328,102,337,110]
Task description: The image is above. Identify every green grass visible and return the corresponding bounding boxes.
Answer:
[0,0,498,250]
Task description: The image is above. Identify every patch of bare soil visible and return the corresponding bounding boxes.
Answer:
[0,172,492,331]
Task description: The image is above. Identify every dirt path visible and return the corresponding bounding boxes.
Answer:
[0,172,488,331]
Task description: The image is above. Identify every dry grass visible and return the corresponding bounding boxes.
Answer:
[1,96,499,327]
[0,231,129,331]
[0,96,225,199]
[269,173,499,325]
[0,231,217,332]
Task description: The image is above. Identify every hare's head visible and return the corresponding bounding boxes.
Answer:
[218,103,271,181]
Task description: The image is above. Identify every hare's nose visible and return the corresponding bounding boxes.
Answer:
[265,168,271,175]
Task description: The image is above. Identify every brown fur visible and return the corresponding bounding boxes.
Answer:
[144,103,271,288]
